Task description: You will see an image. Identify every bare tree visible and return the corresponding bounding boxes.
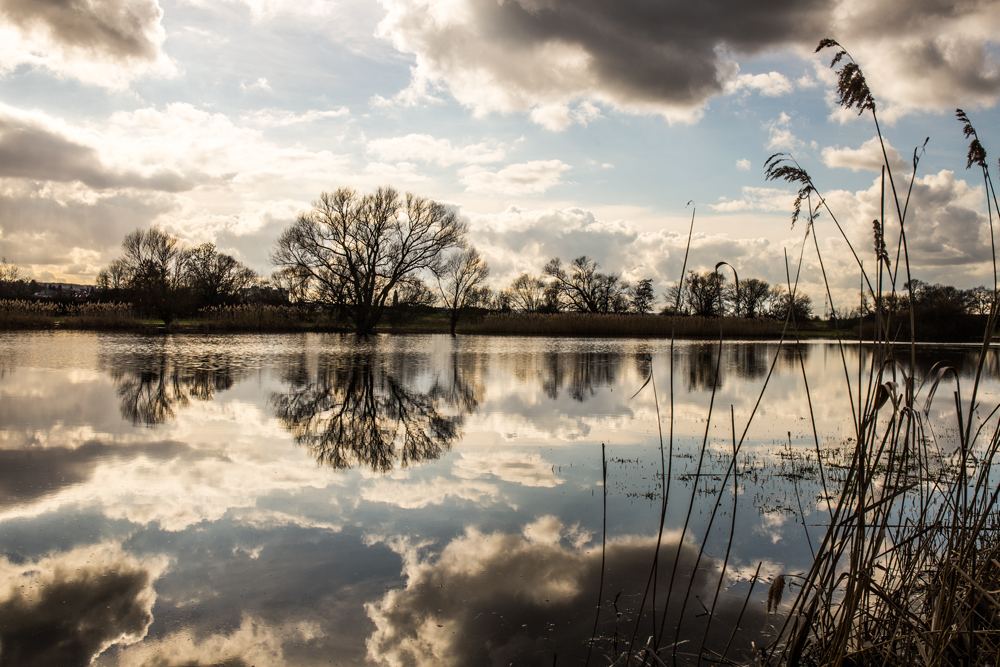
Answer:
[115,227,187,324]
[629,278,655,314]
[271,187,466,334]
[180,243,258,308]
[684,270,726,317]
[504,273,546,312]
[543,256,625,313]
[435,247,491,335]
[730,277,771,318]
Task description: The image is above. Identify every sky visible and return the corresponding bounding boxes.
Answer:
[1,0,999,313]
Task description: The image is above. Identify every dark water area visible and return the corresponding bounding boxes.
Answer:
[0,332,996,666]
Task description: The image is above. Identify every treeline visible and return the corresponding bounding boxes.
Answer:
[2,185,996,340]
[850,280,997,341]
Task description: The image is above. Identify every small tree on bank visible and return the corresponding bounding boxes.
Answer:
[435,246,490,335]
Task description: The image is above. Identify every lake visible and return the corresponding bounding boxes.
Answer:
[0,331,995,666]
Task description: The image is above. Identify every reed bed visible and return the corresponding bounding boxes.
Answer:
[461,312,784,338]
[0,299,58,328]
[59,302,142,330]
[605,39,1000,667]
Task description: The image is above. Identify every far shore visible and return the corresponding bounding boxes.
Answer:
[1,307,991,342]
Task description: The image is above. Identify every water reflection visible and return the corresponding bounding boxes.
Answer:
[540,351,622,401]
[367,517,771,666]
[271,352,479,473]
[105,352,240,426]
[685,342,809,391]
[0,543,163,667]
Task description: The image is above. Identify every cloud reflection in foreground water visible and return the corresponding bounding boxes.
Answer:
[366,517,772,667]
[0,543,166,667]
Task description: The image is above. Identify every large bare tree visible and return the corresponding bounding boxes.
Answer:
[271,187,466,334]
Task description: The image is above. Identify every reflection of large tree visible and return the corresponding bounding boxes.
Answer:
[271,353,478,473]
[108,355,237,426]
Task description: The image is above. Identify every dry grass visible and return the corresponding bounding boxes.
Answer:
[610,40,1000,667]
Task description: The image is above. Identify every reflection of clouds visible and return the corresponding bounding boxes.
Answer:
[0,438,186,508]
[362,476,498,509]
[113,615,319,667]
[366,518,769,666]
[0,543,166,666]
[453,450,562,488]
[0,399,337,532]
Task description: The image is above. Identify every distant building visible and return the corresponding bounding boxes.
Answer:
[35,282,94,299]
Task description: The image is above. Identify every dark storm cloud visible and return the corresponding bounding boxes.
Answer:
[379,0,1000,119]
[0,546,160,666]
[379,0,831,116]
[500,0,828,105]
[0,116,193,192]
[0,0,164,62]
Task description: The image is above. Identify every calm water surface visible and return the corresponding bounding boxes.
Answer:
[0,331,997,666]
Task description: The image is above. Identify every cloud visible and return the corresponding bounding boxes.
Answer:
[361,476,498,509]
[528,101,603,131]
[241,107,351,127]
[365,519,770,666]
[0,542,166,665]
[828,2,1000,118]
[367,133,506,166]
[460,160,571,195]
[710,186,796,213]
[826,169,994,272]
[453,450,563,487]
[727,71,795,97]
[240,76,273,92]
[375,0,834,125]
[113,615,318,667]
[0,0,173,88]
[765,112,806,151]
[736,158,752,171]
[376,0,1000,123]
[0,104,193,192]
[822,136,908,172]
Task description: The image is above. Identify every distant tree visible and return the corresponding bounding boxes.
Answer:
[0,257,33,299]
[543,256,626,314]
[270,267,313,305]
[730,277,771,318]
[180,243,257,308]
[114,227,188,324]
[768,285,813,322]
[0,257,18,282]
[435,246,491,335]
[629,278,655,314]
[965,285,994,316]
[684,270,726,317]
[505,273,546,312]
[491,289,513,313]
[271,186,466,334]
